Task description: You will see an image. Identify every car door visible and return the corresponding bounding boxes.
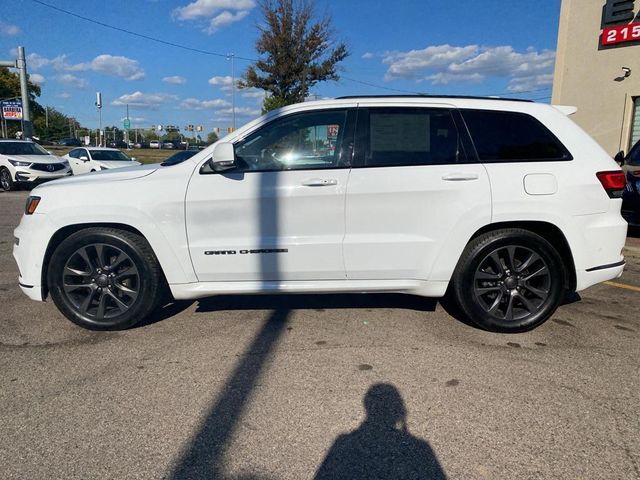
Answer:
[186,107,356,283]
[66,148,82,173]
[343,104,492,282]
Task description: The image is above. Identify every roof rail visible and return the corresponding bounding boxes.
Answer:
[335,94,534,103]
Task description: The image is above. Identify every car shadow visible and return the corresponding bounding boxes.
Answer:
[194,293,439,314]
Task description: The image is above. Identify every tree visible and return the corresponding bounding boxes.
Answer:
[206,131,219,145]
[0,67,46,138]
[242,0,348,112]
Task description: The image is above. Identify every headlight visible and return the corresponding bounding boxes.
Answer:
[25,196,41,215]
[9,159,32,167]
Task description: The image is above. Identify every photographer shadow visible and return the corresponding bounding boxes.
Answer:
[314,383,447,480]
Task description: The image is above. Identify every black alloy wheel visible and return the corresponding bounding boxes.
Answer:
[62,243,140,321]
[450,228,565,333]
[48,227,164,330]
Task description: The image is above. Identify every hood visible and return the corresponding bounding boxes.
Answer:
[94,160,142,170]
[7,154,64,164]
[35,163,158,191]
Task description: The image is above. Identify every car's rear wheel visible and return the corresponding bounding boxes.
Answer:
[48,227,164,330]
[450,229,565,333]
[0,167,16,191]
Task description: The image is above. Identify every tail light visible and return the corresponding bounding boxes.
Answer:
[596,171,626,198]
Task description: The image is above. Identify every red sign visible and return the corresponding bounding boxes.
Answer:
[327,125,339,137]
[601,22,640,46]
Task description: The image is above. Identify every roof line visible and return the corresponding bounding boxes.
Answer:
[335,95,534,103]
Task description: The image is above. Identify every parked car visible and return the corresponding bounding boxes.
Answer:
[149,140,160,149]
[160,149,199,166]
[63,147,141,175]
[134,142,150,149]
[162,141,175,149]
[14,96,627,332]
[57,138,82,147]
[0,139,71,191]
[617,139,640,225]
[107,140,127,149]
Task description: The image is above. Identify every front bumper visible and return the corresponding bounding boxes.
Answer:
[14,166,72,184]
[13,213,57,302]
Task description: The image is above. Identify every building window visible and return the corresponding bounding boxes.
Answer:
[632,97,640,148]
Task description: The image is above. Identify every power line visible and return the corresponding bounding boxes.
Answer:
[29,0,257,62]
[29,0,553,101]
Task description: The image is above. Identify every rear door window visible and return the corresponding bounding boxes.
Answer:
[357,108,466,167]
[461,110,572,162]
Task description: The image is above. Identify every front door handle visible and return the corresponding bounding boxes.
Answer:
[302,178,338,187]
[442,173,480,182]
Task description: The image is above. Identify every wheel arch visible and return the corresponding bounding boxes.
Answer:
[468,221,577,291]
[41,222,162,299]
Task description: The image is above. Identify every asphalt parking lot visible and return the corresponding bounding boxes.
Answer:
[1,190,639,480]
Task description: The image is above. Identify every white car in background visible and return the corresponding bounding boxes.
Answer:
[64,147,141,175]
[0,139,71,191]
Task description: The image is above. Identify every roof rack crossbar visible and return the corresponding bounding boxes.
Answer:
[335,94,533,103]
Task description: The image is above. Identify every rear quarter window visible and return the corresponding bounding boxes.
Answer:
[461,110,572,162]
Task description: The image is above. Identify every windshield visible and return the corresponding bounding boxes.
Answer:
[89,150,131,161]
[161,150,198,166]
[0,142,49,156]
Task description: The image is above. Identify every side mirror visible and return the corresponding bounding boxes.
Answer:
[614,150,626,166]
[211,142,236,172]
[79,156,89,162]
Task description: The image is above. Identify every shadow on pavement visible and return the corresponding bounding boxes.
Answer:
[170,308,290,479]
[195,293,438,314]
[314,383,447,480]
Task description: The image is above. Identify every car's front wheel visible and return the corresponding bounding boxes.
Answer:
[0,167,16,191]
[450,229,566,333]
[48,227,165,330]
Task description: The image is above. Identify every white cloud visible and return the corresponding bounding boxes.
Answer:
[180,98,231,110]
[362,52,374,60]
[240,88,266,99]
[29,73,46,85]
[111,91,178,109]
[212,106,261,121]
[0,22,20,36]
[55,92,71,99]
[173,0,255,34]
[27,53,69,71]
[208,75,233,87]
[162,75,187,85]
[207,10,250,33]
[173,0,255,19]
[69,54,145,81]
[54,74,88,89]
[383,44,555,93]
[121,116,146,123]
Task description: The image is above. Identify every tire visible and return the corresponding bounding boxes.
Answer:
[0,167,16,191]
[47,227,164,330]
[449,228,566,333]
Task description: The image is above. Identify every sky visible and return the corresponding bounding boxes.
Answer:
[0,0,562,136]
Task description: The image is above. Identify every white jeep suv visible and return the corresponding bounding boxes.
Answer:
[13,96,627,332]
[0,140,71,191]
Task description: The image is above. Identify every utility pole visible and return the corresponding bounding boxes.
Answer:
[17,47,32,140]
[227,52,236,131]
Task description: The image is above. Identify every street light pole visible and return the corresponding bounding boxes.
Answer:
[17,47,32,140]
[227,52,236,131]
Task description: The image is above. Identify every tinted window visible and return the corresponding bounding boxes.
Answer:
[88,150,131,161]
[361,108,463,167]
[0,141,49,155]
[628,139,640,166]
[68,149,81,159]
[234,110,348,172]
[162,150,198,166]
[461,110,571,162]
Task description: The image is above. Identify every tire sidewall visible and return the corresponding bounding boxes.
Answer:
[456,231,565,333]
[48,230,159,330]
[0,168,14,191]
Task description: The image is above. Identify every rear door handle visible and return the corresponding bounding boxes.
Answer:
[302,178,338,187]
[442,173,480,182]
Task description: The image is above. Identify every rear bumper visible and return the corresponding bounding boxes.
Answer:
[576,262,625,292]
